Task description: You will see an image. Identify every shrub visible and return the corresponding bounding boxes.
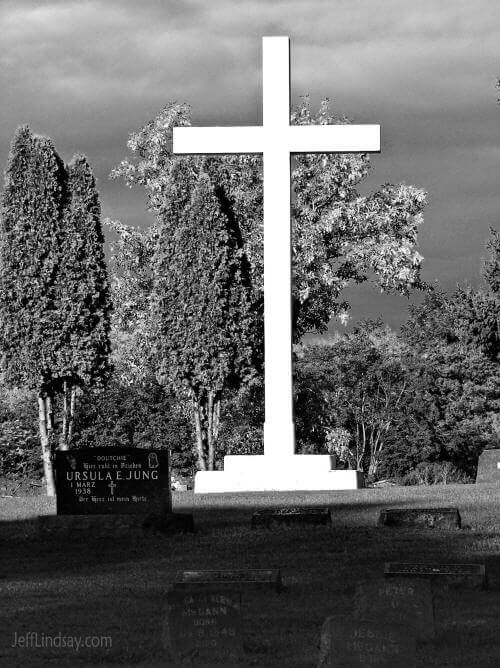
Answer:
[71,378,196,477]
[401,461,473,486]
[219,384,264,461]
[0,421,41,481]
[0,386,41,486]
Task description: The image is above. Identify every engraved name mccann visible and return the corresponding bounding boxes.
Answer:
[66,470,159,481]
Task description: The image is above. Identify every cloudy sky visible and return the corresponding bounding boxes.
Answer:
[1,0,499,332]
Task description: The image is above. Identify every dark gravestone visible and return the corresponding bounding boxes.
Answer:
[384,563,487,590]
[476,449,500,484]
[251,506,331,528]
[55,448,171,515]
[318,616,416,668]
[165,590,242,665]
[354,578,435,640]
[52,448,194,535]
[378,507,461,529]
[174,569,283,593]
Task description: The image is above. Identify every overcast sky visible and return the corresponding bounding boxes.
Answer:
[1,0,499,332]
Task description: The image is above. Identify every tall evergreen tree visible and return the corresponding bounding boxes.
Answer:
[151,164,258,470]
[56,154,112,449]
[0,131,112,492]
[0,127,67,494]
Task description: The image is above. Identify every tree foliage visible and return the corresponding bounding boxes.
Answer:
[0,382,40,489]
[400,275,500,476]
[56,154,112,448]
[291,99,427,336]
[70,377,194,474]
[295,322,409,475]
[57,155,112,389]
[0,127,67,392]
[483,227,500,295]
[1,131,112,395]
[112,100,427,341]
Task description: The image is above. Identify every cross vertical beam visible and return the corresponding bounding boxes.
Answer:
[262,37,294,456]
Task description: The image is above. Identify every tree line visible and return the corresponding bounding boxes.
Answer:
[0,101,497,493]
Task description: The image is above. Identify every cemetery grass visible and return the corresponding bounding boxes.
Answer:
[0,483,498,667]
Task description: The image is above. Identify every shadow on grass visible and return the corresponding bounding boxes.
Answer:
[0,517,498,590]
[0,487,499,667]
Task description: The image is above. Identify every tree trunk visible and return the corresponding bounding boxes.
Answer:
[206,393,221,471]
[60,382,77,450]
[192,398,207,471]
[213,399,220,462]
[46,394,54,436]
[207,392,214,471]
[60,381,69,450]
[38,395,56,497]
[192,392,222,471]
[67,385,76,445]
[368,457,378,477]
[355,421,367,470]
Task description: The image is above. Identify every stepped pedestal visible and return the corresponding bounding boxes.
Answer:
[194,455,364,493]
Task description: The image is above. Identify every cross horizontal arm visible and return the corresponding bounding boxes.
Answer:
[173,124,380,156]
[287,125,380,153]
[173,126,264,155]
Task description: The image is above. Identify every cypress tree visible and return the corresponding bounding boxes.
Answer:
[0,132,112,492]
[57,154,112,448]
[152,164,257,470]
[0,127,67,494]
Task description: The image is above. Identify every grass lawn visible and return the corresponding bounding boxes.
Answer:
[0,483,499,666]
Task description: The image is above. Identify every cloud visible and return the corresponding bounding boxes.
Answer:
[1,0,499,328]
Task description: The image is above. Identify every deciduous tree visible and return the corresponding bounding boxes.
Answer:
[295,323,409,476]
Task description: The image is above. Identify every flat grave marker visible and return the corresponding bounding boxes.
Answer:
[165,589,242,665]
[174,569,283,593]
[384,562,487,590]
[476,448,500,484]
[378,507,461,530]
[317,616,416,668]
[251,506,331,528]
[354,578,435,640]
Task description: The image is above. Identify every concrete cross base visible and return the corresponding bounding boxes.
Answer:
[194,455,365,493]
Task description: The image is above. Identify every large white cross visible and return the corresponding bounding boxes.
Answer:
[173,36,380,462]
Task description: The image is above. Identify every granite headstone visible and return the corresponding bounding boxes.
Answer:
[354,578,435,640]
[251,506,331,528]
[165,590,242,664]
[55,448,171,515]
[378,507,461,529]
[174,569,283,593]
[476,449,500,484]
[318,616,416,668]
[384,562,487,590]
